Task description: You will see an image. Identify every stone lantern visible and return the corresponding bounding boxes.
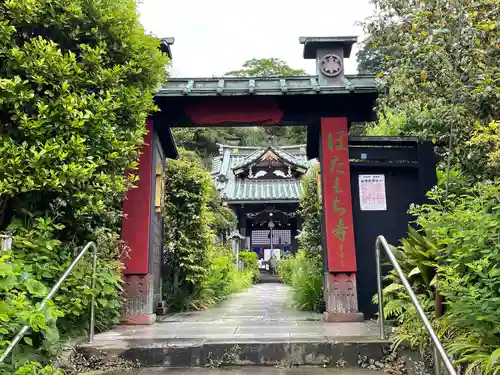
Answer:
[228,230,245,269]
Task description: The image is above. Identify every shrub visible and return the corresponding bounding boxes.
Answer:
[239,251,260,283]
[0,252,64,374]
[297,164,322,258]
[289,251,323,312]
[0,0,167,371]
[162,152,251,312]
[196,245,253,308]
[276,253,294,285]
[379,183,500,374]
[276,163,324,311]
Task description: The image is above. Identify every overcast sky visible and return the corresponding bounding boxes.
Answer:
[138,0,373,77]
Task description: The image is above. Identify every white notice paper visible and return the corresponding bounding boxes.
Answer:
[359,174,387,211]
[264,249,281,261]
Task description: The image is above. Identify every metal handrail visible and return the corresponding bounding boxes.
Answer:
[0,241,98,363]
[376,235,457,375]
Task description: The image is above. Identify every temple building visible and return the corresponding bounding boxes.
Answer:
[211,141,311,260]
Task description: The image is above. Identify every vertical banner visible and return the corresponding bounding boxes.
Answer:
[320,118,357,272]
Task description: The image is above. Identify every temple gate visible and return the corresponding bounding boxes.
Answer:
[120,36,436,324]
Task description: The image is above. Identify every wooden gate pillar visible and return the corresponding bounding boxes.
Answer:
[120,119,156,325]
[319,117,363,322]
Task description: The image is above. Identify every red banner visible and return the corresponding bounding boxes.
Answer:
[320,118,357,272]
[185,97,283,125]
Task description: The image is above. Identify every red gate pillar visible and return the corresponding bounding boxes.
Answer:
[320,117,363,322]
[120,120,156,325]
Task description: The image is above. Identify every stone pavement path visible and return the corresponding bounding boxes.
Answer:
[90,284,378,347]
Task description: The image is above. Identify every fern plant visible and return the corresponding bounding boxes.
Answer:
[376,183,500,374]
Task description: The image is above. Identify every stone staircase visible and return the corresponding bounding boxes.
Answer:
[75,284,418,374]
[77,333,396,368]
[79,366,398,374]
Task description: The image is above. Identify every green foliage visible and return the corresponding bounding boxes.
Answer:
[173,127,267,168]
[173,58,308,156]
[0,0,167,372]
[364,110,406,136]
[0,252,64,374]
[162,152,250,311]
[360,0,499,180]
[277,163,323,312]
[297,164,322,257]
[356,36,387,74]
[466,120,500,178]
[162,155,213,300]
[278,250,323,312]
[189,245,253,310]
[377,183,500,374]
[239,251,260,283]
[276,253,294,285]
[225,58,306,77]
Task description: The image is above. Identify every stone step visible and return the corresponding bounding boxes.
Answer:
[77,338,394,369]
[79,366,387,374]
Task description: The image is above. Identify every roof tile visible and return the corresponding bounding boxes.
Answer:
[213,144,312,202]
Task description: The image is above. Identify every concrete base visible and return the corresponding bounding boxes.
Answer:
[323,312,364,322]
[78,339,391,368]
[120,313,156,325]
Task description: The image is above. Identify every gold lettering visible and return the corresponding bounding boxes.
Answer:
[333,217,348,242]
[333,196,346,216]
[335,131,346,150]
[333,176,343,193]
[330,156,345,174]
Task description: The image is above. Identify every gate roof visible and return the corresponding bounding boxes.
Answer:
[157,75,378,97]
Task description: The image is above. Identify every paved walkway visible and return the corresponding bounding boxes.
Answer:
[90,284,378,347]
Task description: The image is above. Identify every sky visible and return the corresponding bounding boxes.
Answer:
[138,0,374,77]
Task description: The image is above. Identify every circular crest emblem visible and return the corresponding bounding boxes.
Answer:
[320,54,343,77]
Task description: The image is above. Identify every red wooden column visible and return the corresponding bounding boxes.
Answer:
[121,120,156,325]
[320,117,363,322]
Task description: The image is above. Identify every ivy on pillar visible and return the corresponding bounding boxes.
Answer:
[121,119,156,325]
[320,117,363,322]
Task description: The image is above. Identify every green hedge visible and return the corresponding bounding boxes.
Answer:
[162,152,251,311]
[0,0,167,372]
[276,164,324,312]
[239,251,260,283]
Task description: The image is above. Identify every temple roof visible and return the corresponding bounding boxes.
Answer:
[157,75,378,97]
[212,144,312,203]
[232,146,309,172]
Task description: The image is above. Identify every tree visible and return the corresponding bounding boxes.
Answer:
[173,58,309,165]
[361,1,500,371]
[225,58,307,143]
[162,150,247,312]
[173,127,266,169]
[0,0,168,370]
[361,0,499,180]
[356,37,387,74]
[225,58,307,77]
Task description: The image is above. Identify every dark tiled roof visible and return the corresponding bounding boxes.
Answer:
[212,144,313,203]
[158,75,379,97]
[232,146,309,171]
